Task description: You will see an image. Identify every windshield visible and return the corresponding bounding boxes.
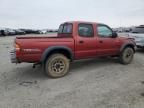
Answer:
[58,23,72,34]
[131,27,144,33]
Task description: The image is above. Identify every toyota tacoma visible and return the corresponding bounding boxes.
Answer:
[11,21,136,78]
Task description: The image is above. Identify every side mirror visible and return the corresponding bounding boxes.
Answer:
[112,32,118,38]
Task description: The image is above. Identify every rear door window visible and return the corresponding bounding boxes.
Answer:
[78,24,94,37]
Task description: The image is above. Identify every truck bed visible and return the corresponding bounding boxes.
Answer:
[15,36,74,63]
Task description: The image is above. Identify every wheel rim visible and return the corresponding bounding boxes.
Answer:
[123,48,133,63]
[50,58,66,73]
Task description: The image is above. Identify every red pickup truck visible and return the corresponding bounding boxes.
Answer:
[11,21,136,78]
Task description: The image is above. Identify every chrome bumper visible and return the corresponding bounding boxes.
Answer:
[10,50,18,63]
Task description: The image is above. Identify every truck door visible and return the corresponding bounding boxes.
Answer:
[75,23,97,59]
[96,24,120,56]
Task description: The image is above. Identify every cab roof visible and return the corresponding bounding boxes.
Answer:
[63,21,105,25]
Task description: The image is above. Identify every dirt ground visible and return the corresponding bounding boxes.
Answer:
[0,35,144,108]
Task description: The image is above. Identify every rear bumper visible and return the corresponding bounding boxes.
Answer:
[10,50,19,63]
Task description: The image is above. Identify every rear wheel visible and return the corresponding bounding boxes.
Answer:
[119,47,134,64]
[45,54,70,78]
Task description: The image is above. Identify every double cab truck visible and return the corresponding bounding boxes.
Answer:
[11,21,136,78]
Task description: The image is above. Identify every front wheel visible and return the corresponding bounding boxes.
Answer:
[119,47,134,64]
[45,54,70,78]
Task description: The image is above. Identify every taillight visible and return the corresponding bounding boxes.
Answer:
[15,43,20,51]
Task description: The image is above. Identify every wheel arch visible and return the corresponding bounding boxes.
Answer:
[40,46,74,63]
[120,43,135,53]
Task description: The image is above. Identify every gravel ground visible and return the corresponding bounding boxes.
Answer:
[0,35,144,108]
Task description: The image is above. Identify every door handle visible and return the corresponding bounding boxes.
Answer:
[99,40,103,43]
[79,40,84,43]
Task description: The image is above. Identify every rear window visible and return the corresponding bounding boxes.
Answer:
[58,23,72,34]
[131,27,144,33]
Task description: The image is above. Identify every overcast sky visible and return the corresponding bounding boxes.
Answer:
[0,0,144,29]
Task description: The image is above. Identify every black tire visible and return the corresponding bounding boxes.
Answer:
[45,54,70,78]
[119,47,134,64]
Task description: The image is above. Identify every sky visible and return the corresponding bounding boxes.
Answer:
[0,0,144,29]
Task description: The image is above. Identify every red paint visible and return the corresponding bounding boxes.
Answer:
[13,21,135,63]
